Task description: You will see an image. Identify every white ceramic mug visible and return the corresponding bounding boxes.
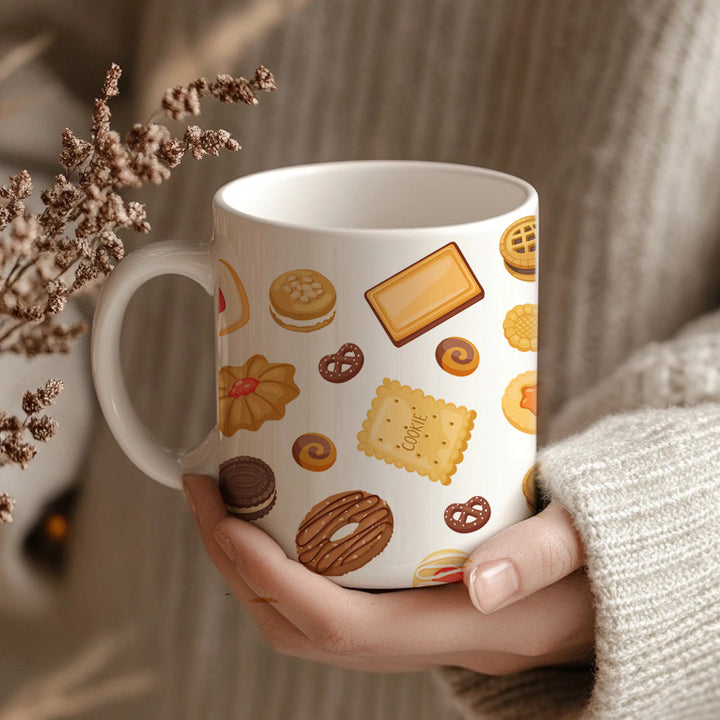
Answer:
[92,161,539,589]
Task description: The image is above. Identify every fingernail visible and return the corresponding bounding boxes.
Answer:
[468,560,519,613]
[214,528,236,564]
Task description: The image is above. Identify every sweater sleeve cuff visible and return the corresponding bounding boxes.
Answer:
[538,402,720,719]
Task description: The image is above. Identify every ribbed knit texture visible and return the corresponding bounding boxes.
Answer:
[2,1,720,719]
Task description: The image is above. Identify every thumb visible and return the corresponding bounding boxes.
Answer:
[464,501,584,614]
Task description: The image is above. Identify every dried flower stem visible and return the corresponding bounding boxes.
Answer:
[0,62,275,520]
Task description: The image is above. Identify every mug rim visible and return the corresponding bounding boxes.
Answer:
[213,160,538,234]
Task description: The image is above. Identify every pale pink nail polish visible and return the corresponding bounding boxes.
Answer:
[469,559,519,613]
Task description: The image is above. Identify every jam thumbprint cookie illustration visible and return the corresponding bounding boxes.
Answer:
[292,433,337,472]
[295,491,393,577]
[318,342,364,383]
[444,496,491,533]
[217,259,250,336]
[219,456,276,520]
[435,337,479,376]
[503,303,538,352]
[357,379,475,485]
[269,269,336,333]
[501,370,537,434]
[218,355,300,436]
[499,216,537,281]
[413,549,469,587]
[365,243,484,347]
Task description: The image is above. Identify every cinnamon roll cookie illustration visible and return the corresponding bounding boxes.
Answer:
[412,549,469,587]
[501,370,537,434]
[365,243,484,347]
[218,355,300,436]
[296,491,393,577]
[217,258,250,336]
[499,216,537,281]
[503,303,538,352]
[318,343,364,383]
[435,337,479,376]
[219,456,276,520]
[357,379,476,485]
[269,269,336,333]
[292,433,337,472]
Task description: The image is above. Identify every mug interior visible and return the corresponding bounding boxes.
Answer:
[216,161,534,231]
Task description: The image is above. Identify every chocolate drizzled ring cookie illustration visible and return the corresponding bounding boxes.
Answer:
[296,490,393,577]
[499,216,537,281]
[435,337,479,376]
[292,433,337,472]
[444,496,491,534]
[219,456,276,520]
[318,342,364,383]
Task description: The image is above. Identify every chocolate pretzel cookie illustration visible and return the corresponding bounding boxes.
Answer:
[318,343,364,383]
[444,496,491,533]
[296,490,393,576]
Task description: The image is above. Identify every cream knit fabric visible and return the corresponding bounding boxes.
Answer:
[1,1,720,719]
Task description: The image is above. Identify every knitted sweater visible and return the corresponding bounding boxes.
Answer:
[2,1,720,719]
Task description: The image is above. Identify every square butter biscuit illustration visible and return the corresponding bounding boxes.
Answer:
[365,243,484,347]
[357,379,476,485]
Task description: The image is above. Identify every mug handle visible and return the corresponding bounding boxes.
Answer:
[91,241,219,489]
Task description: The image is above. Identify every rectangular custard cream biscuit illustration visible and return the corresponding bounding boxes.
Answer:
[365,243,484,347]
[357,379,476,485]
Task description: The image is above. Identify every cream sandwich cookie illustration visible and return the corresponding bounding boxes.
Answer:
[413,549,469,587]
[269,269,336,332]
[217,258,250,336]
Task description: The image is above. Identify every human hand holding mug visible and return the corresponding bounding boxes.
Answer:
[92,161,541,589]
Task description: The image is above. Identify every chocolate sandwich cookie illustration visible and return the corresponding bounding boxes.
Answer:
[296,490,393,577]
[412,549,469,587]
[269,269,336,332]
[218,354,300,436]
[219,456,276,520]
[499,216,537,281]
[217,258,250,336]
[501,370,537,434]
[435,337,479,376]
[357,378,476,485]
[365,243,484,347]
[292,433,337,472]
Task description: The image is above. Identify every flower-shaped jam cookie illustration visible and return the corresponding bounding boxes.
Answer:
[219,354,300,436]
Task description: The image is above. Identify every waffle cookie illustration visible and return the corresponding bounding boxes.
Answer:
[269,269,336,333]
[499,216,537,281]
[503,303,538,352]
[357,378,476,485]
[365,243,484,347]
